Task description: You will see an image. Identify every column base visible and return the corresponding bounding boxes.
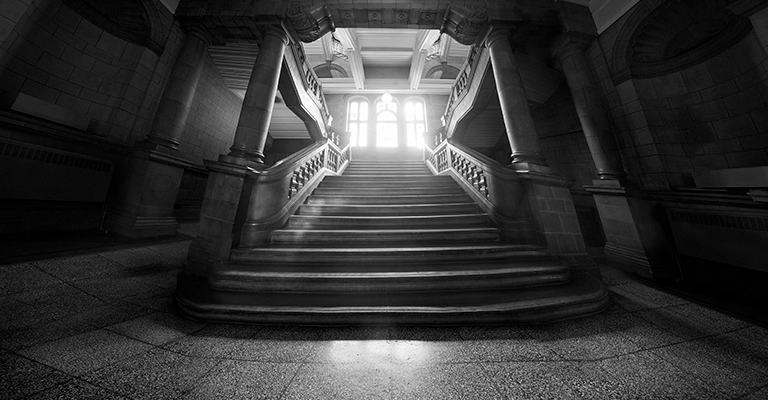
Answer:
[515,169,600,277]
[104,144,192,239]
[586,179,680,282]
[182,155,252,279]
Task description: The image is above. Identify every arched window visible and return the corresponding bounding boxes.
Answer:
[375,96,398,147]
[347,99,368,147]
[404,98,427,147]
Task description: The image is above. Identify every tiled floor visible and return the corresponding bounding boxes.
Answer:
[2,235,768,399]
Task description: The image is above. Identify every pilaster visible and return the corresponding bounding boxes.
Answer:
[586,179,680,281]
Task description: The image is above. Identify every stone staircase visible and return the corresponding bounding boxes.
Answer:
[193,159,608,324]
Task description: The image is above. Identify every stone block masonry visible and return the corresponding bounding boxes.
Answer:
[0,0,180,146]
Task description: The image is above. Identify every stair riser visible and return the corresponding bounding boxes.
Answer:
[269,230,501,245]
[212,273,570,294]
[313,187,465,196]
[298,204,479,217]
[320,180,456,188]
[307,195,472,205]
[287,215,489,229]
[233,249,549,266]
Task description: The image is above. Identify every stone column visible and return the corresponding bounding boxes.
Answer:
[485,29,548,169]
[554,34,625,180]
[145,27,211,151]
[228,27,289,163]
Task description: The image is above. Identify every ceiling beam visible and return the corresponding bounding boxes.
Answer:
[334,28,365,89]
[409,30,441,90]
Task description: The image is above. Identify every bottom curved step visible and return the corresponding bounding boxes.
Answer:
[176,274,609,325]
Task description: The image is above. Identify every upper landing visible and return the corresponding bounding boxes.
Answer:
[350,147,424,162]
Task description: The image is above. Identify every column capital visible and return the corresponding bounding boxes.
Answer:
[484,28,512,49]
[284,3,335,43]
[552,32,596,61]
[184,24,214,47]
[260,24,290,46]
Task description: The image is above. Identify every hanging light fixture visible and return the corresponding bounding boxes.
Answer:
[381,91,393,104]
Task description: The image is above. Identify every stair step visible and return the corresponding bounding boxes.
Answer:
[232,244,546,265]
[177,274,609,325]
[313,186,465,196]
[287,214,490,229]
[320,179,456,188]
[325,174,443,181]
[307,194,472,205]
[298,203,479,217]
[269,228,501,246]
[212,263,570,293]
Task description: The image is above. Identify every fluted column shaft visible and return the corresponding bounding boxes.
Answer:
[228,27,289,163]
[146,28,210,151]
[486,29,547,167]
[556,40,626,180]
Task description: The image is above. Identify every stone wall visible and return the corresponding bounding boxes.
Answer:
[589,2,768,190]
[0,0,182,145]
[632,31,768,188]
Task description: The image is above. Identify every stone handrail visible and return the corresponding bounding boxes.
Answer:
[287,42,331,124]
[426,138,535,242]
[238,138,350,246]
[442,45,487,134]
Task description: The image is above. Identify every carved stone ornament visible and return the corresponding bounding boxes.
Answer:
[440,5,490,45]
[285,3,336,43]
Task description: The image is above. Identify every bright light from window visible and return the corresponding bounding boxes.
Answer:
[347,99,368,147]
[405,100,426,147]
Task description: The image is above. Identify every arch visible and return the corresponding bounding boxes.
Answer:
[425,62,461,79]
[611,0,752,82]
[313,62,349,78]
[62,0,166,55]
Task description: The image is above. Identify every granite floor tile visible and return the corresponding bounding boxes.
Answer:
[609,282,688,311]
[0,262,61,296]
[118,286,177,312]
[457,326,562,362]
[30,378,130,399]
[605,312,687,350]
[33,254,125,282]
[0,316,96,351]
[308,340,396,364]
[667,303,750,334]
[526,314,642,361]
[72,302,156,329]
[228,325,323,362]
[18,329,153,375]
[99,247,175,269]
[181,359,301,400]
[636,306,715,340]
[162,323,261,359]
[0,350,72,399]
[742,384,768,400]
[390,363,502,400]
[82,347,220,400]
[651,340,768,398]
[598,351,723,399]
[484,360,622,400]
[105,311,207,346]
[70,275,161,301]
[281,362,393,400]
